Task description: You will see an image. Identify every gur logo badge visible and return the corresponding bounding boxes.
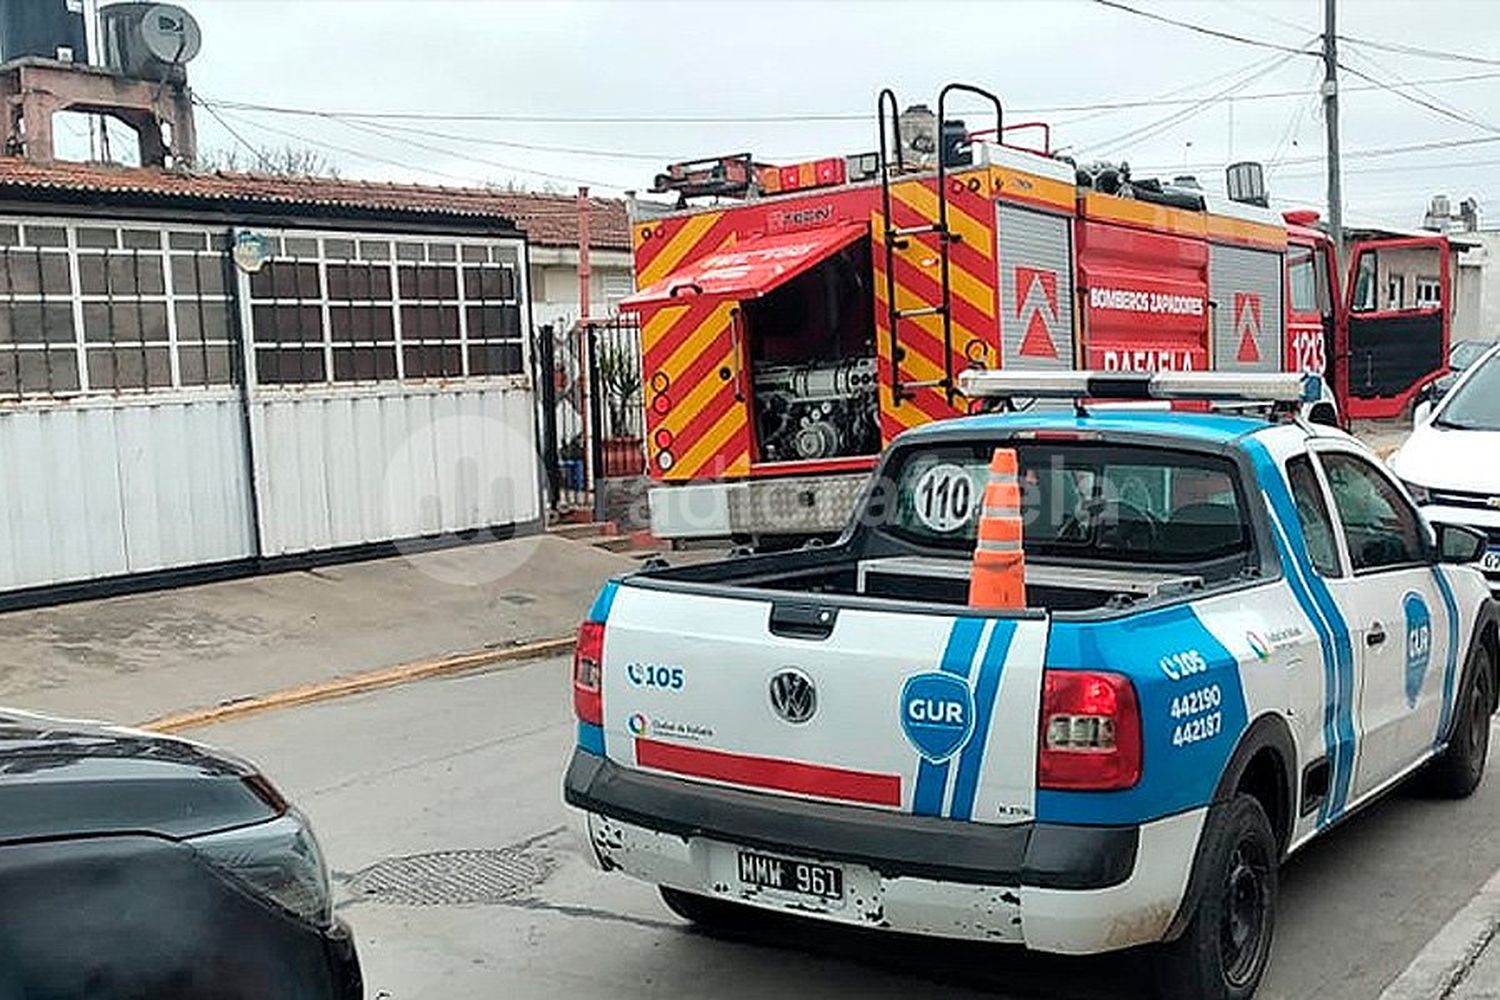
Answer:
[900,673,976,763]
[1403,591,1433,708]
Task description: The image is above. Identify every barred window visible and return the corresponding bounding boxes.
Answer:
[0,220,233,398]
[246,232,525,387]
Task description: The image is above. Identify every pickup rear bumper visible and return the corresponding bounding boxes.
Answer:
[565,749,1205,953]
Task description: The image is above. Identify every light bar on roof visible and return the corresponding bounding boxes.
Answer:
[957,369,1321,404]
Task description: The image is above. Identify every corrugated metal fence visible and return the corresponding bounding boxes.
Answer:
[0,216,541,600]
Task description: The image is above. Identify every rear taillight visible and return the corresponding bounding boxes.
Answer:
[1038,670,1142,791]
[572,620,605,726]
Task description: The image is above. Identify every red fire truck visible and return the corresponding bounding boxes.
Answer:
[620,84,1451,542]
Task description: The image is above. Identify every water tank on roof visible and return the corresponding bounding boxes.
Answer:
[0,0,88,64]
[99,2,200,82]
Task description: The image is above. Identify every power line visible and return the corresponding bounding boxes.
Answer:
[1074,48,1306,156]
[1053,46,1319,130]
[199,68,1500,132]
[203,104,609,191]
[1266,60,1323,175]
[194,98,273,170]
[320,112,619,188]
[1338,34,1500,68]
[1090,0,1317,55]
[1135,133,1500,175]
[1337,62,1500,135]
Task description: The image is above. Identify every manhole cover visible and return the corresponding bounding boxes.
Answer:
[348,849,551,906]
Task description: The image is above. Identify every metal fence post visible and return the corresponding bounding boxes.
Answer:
[223,228,265,562]
[584,322,607,523]
[536,322,560,514]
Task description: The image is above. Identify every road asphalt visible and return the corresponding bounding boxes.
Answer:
[197,654,1500,1000]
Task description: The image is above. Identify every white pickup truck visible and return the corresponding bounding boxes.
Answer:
[565,373,1499,999]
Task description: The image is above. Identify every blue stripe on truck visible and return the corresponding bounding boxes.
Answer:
[1430,565,1461,751]
[588,580,620,624]
[1242,439,1358,825]
[948,619,1017,821]
[577,722,605,755]
[912,617,985,817]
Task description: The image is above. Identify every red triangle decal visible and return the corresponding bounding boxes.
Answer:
[1237,326,1261,363]
[1019,312,1058,358]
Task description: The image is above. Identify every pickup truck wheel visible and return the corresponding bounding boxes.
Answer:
[1424,651,1493,799]
[658,886,754,932]
[1154,795,1278,1000]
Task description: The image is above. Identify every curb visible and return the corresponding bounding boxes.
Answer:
[142,635,575,733]
[1379,864,1500,1000]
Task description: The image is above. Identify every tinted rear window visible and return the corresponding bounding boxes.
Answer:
[871,441,1253,564]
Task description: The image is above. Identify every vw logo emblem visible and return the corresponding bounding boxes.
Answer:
[769,668,817,724]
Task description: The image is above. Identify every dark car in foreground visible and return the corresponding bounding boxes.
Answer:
[0,709,361,1000]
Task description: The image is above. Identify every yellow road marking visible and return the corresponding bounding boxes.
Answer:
[143,637,575,733]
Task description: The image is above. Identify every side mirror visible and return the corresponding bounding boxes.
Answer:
[1436,522,1487,564]
[1413,399,1433,427]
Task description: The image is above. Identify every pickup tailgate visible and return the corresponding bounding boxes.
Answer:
[599,582,1048,824]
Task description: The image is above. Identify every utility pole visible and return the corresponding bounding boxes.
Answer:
[1323,0,1343,262]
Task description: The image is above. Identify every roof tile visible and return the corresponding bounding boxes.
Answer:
[0,159,632,250]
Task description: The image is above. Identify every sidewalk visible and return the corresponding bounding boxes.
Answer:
[1382,848,1500,1000]
[1455,937,1500,1000]
[0,534,634,726]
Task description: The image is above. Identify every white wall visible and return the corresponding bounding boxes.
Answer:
[528,248,634,332]
[1452,233,1500,343]
[249,382,540,557]
[0,392,256,591]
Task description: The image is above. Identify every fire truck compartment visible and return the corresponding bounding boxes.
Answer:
[745,237,880,465]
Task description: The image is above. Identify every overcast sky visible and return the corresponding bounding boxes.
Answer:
[158,0,1500,228]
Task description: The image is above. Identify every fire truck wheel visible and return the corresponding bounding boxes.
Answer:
[1153,794,1278,1000]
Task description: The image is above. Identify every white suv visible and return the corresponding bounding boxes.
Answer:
[1389,342,1500,588]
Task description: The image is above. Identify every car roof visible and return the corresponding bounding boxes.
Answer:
[903,407,1275,446]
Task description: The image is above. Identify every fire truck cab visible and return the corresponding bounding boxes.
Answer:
[621,85,1450,543]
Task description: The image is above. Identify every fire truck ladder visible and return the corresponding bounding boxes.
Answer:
[877,84,1003,407]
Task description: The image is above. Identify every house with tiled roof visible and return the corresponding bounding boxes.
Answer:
[482,191,634,331]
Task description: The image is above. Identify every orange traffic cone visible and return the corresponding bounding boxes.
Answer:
[969,447,1026,609]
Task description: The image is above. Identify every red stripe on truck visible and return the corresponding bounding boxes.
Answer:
[634,738,902,808]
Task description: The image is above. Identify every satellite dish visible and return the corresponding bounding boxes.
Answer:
[139,4,201,65]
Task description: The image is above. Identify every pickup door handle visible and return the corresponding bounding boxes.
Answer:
[768,602,838,640]
[1367,622,1387,648]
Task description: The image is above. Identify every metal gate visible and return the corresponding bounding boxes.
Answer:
[537,315,645,520]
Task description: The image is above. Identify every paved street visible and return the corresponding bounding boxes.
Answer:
[199,656,1500,1000]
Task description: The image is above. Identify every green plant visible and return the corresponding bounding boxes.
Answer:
[597,345,643,438]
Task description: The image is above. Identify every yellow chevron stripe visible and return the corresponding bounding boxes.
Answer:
[878,279,985,340]
[660,301,736,381]
[879,386,928,432]
[641,304,691,350]
[638,212,722,287]
[875,209,994,320]
[660,346,734,437]
[942,261,994,318]
[892,183,991,260]
[671,403,748,480]
[874,283,985,380]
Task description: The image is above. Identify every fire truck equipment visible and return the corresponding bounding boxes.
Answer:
[622,81,1454,542]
